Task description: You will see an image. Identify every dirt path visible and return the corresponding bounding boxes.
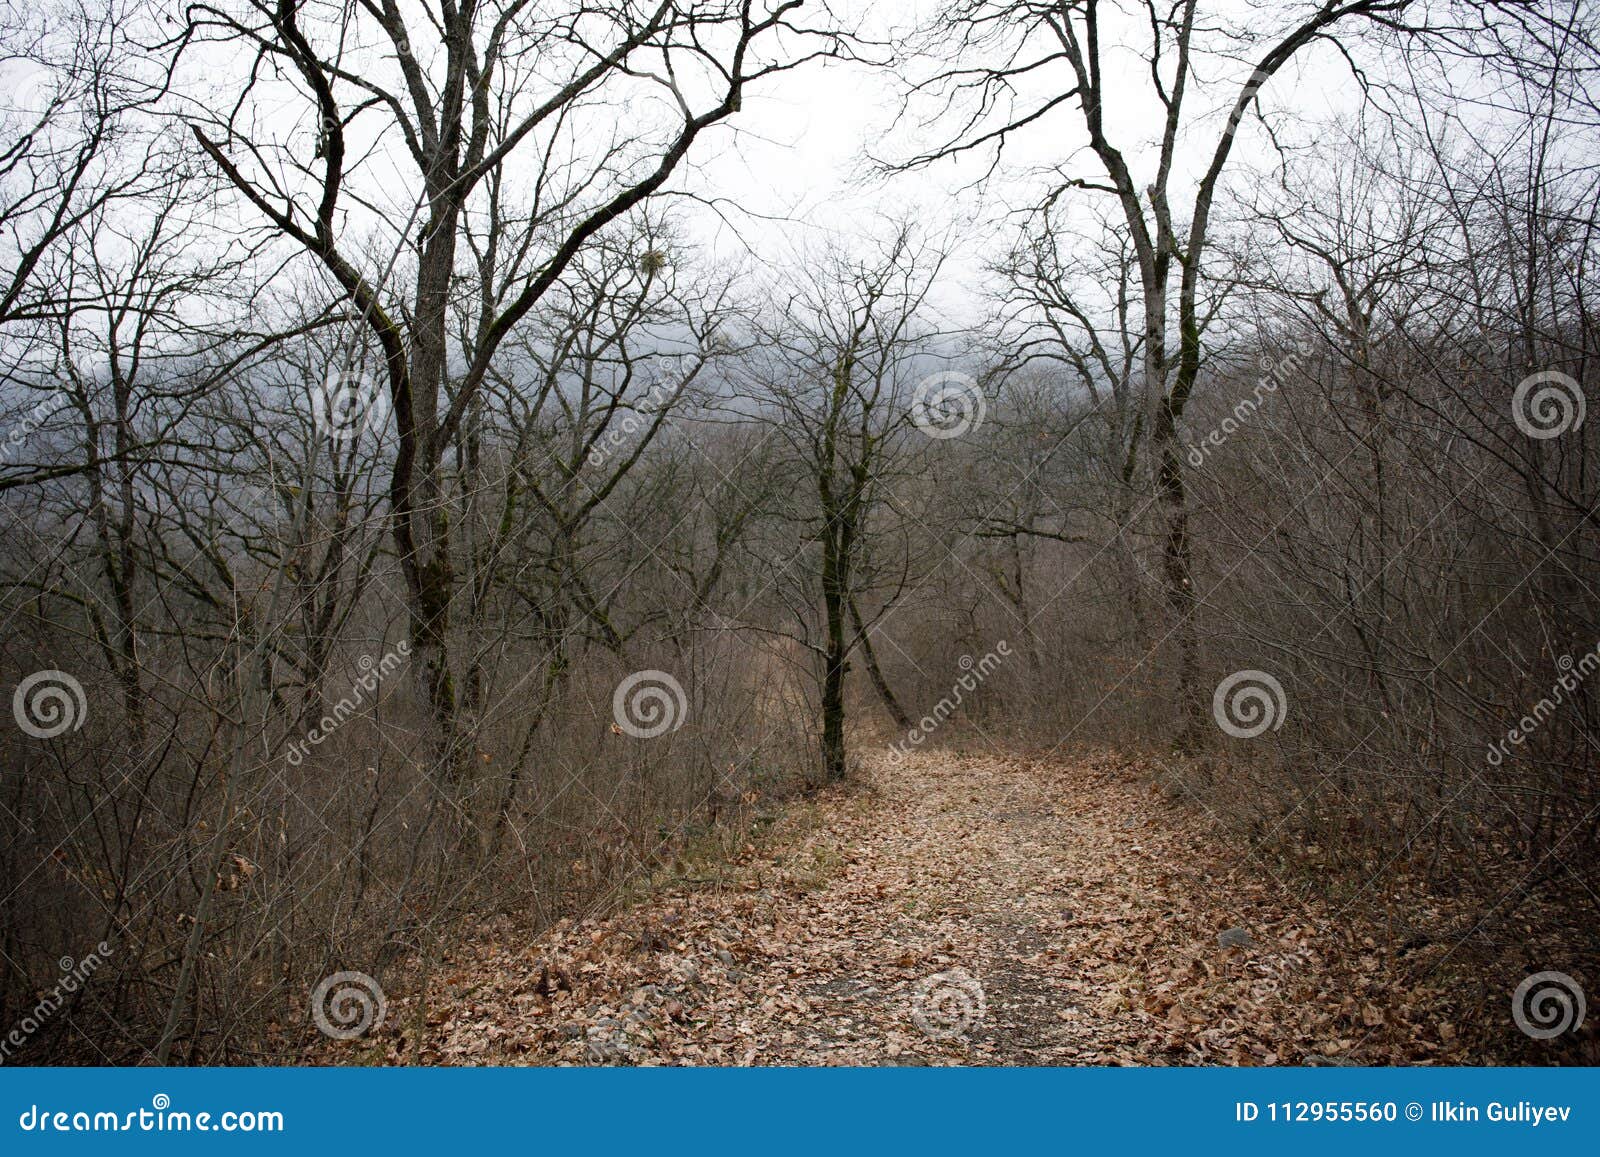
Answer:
[371,749,1480,1066]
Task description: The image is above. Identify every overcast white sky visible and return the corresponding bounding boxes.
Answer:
[0,0,1562,331]
[674,0,1395,318]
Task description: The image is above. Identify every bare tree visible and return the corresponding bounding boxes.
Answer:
[742,228,949,780]
[182,0,852,772]
[891,0,1423,743]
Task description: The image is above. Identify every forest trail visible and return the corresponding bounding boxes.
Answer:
[378,750,1476,1066]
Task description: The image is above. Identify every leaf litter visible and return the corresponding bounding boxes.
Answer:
[313,748,1574,1066]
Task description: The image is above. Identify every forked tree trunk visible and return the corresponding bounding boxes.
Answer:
[850,596,912,730]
